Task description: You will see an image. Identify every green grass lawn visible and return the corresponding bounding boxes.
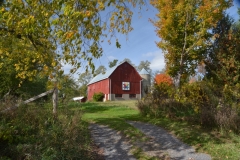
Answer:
[78,101,159,159]
[77,101,240,160]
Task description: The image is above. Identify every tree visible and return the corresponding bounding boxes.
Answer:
[0,35,51,98]
[16,75,49,100]
[109,59,118,68]
[151,0,232,87]
[203,13,240,106]
[119,58,137,68]
[78,72,92,86]
[0,0,144,113]
[79,85,88,97]
[0,0,144,82]
[155,73,173,86]
[151,70,161,84]
[137,60,151,73]
[78,72,93,97]
[204,13,240,86]
[59,75,80,103]
[94,65,106,76]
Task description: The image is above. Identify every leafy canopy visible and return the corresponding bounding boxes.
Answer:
[151,0,232,86]
[0,0,144,83]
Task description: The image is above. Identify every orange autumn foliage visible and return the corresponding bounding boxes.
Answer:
[155,74,173,86]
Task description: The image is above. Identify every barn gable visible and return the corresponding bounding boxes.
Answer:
[87,61,143,101]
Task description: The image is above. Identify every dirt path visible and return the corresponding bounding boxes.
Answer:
[89,121,211,160]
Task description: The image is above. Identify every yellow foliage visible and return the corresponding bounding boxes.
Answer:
[1,0,145,85]
[151,0,232,83]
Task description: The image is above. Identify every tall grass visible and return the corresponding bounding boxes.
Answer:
[0,103,97,160]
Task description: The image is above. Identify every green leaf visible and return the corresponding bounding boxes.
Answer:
[116,41,121,48]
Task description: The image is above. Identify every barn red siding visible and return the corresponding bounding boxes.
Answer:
[109,62,142,94]
[87,79,109,100]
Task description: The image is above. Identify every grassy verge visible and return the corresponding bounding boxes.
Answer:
[141,117,240,160]
[0,103,97,160]
[80,101,240,160]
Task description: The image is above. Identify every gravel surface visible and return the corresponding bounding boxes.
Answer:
[89,121,212,160]
[127,121,211,160]
[89,123,136,160]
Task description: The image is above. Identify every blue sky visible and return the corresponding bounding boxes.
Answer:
[93,3,163,71]
[64,1,240,78]
[95,1,240,71]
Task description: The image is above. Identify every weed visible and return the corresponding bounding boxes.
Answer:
[0,103,97,159]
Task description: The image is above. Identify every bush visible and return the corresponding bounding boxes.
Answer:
[137,79,240,132]
[137,83,176,118]
[0,105,96,159]
[215,107,240,132]
[177,81,219,126]
[137,97,160,117]
[93,92,104,102]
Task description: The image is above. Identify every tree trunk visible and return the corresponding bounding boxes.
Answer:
[179,11,189,88]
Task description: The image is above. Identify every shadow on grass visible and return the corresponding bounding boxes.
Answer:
[82,105,110,113]
[92,117,147,142]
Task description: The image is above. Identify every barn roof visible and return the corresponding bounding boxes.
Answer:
[88,61,136,85]
[87,65,117,85]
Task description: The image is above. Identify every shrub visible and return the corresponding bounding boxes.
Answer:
[137,83,176,118]
[0,104,96,159]
[93,92,104,102]
[138,78,240,132]
[177,81,219,126]
[175,81,240,131]
[215,107,240,132]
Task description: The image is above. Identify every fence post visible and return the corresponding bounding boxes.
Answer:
[52,79,58,116]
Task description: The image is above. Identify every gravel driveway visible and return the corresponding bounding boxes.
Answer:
[127,121,211,160]
[89,121,211,160]
[89,123,136,160]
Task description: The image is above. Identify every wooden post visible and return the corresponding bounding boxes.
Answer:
[52,80,58,116]
[52,87,58,115]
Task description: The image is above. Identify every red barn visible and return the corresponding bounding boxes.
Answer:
[87,61,144,101]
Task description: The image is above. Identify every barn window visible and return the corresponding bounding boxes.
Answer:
[129,94,136,98]
[122,82,130,90]
[115,94,122,98]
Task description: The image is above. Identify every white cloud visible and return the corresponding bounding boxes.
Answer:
[107,56,117,61]
[142,50,165,71]
[150,55,165,71]
[142,52,156,57]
